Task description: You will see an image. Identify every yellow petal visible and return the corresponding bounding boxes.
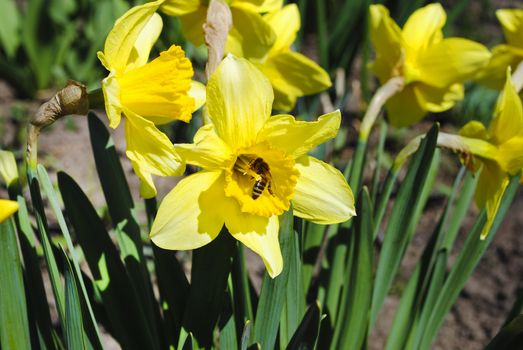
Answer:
[402,3,445,56]
[130,159,157,198]
[490,68,523,144]
[0,199,18,223]
[119,45,195,124]
[369,4,404,83]
[175,124,234,169]
[292,157,355,224]
[257,111,340,158]
[124,110,184,179]
[160,0,200,16]
[497,9,523,48]
[207,55,273,150]
[498,136,523,173]
[413,82,463,113]
[0,150,18,186]
[178,6,207,47]
[416,38,490,88]
[189,81,206,112]
[101,72,122,129]
[264,4,300,54]
[476,45,523,90]
[234,0,283,13]
[125,12,163,71]
[474,161,504,209]
[101,1,163,72]
[150,171,226,249]
[385,84,427,127]
[481,174,509,240]
[226,6,276,61]
[459,120,489,140]
[225,211,282,278]
[260,51,331,111]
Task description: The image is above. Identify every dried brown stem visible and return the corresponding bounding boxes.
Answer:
[27,81,89,168]
[204,0,232,79]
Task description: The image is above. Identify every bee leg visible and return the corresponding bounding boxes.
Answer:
[268,182,274,195]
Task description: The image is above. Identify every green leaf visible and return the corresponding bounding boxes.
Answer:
[11,193,57,349]
[370,124,439,328]
[241,321,253,350]
[334,188,374,349]
[62,247,87,350]
[0,0,20,58]
[219,289,238,350]
[37,165,102,348]
[182,229,236,347]
[486,314,523,350]
[0,218,31,350]
[58,171,159,350]
[418,173,521,349]
[286,302,321,350]
[28,171,67,328]
[231,244,254,343]
[280,217,306,347]
[253,209,294,349]
[88,112,162,344]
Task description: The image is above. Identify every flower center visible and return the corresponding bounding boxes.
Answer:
[224,144,299,217]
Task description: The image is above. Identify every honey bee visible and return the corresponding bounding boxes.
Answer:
[234,155,274,199]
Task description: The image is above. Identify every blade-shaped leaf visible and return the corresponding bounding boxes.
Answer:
[0,218,31,350]
[253,209,294,349]
[62,247,87,350]
[370,124,439,328]
[334,188,374,349]
[58,171,158,350]
[182,229,236,347]
[286,302,321,350]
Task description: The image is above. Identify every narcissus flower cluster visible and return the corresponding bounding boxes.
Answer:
[369,3,491,127]
[150,56,355,277]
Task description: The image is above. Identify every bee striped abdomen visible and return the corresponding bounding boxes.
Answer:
[252,178,267,199]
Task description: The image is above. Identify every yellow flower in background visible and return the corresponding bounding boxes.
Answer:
[477,9,523,89]
[0,199,18,223]
[161,0,281,61]
[228,4,331,111]
[369,3,490,127]
[459,69,523,238]
[150,56,355,277]
[98,1,205,198]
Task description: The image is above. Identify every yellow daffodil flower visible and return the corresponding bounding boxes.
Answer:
[0,199,18,223]
[457,69,523,238]
[161,0,280,61]
[98,1,205,198]
[477,9,523,89]
[150,56,355,277]
[226,4,331,111]
[369,3,490,127]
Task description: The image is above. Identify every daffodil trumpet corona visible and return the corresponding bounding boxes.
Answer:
[395,69,523,239]
[98,1,205,198]
[150,56,355,278]
[369,3,490,127]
